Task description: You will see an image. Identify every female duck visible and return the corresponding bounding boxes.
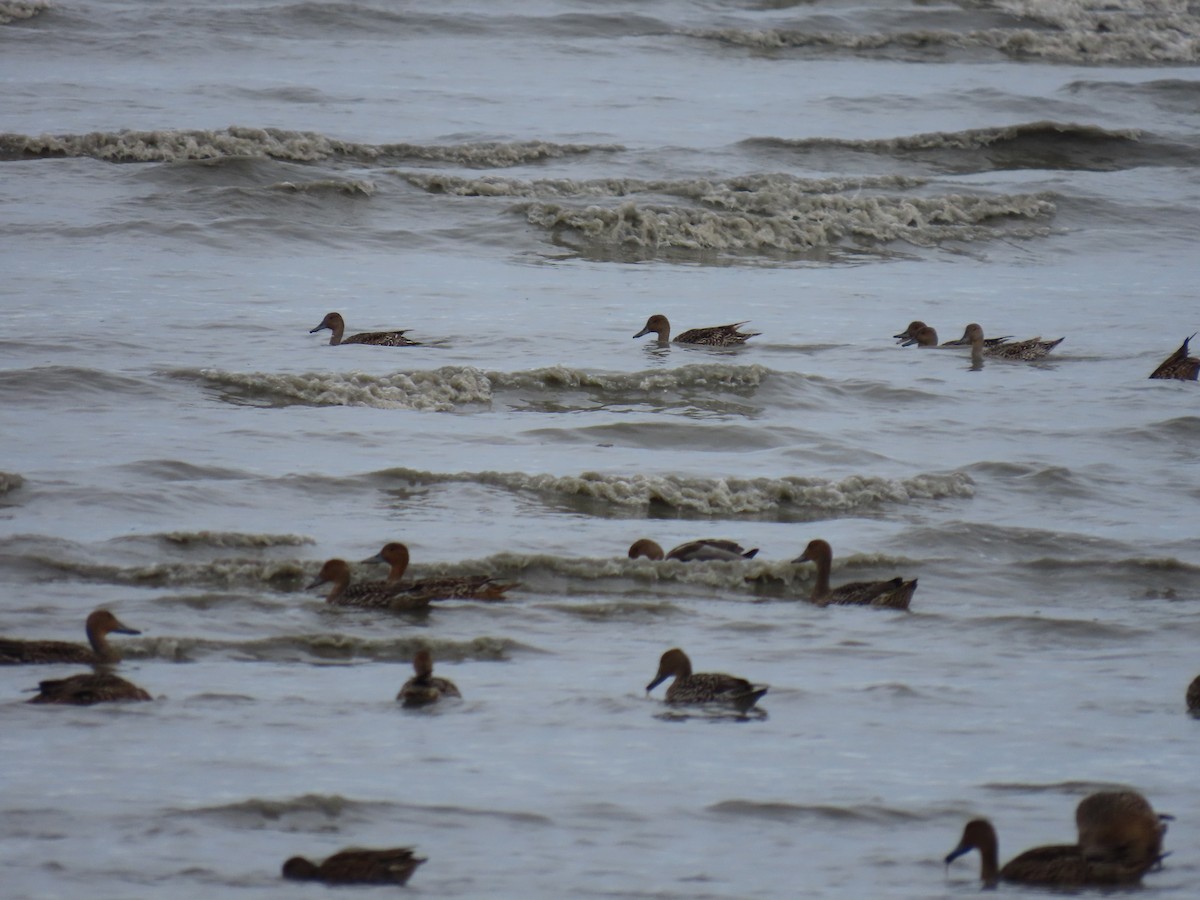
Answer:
[29,670,152,705]
[792,539,915,610]
[397,648,461,707]
[1,609,141,665]
[1075,790,1168,868]
[945,818,1155,888]
[283,847,425,885]
[361,542,517,602]
[947,323,1062,361]
[306,559,432,611]
[894,321,1012,348]
[628,538,758,562]
[633,314,758,347]
[645,648,767,711]
[309,311,420,347]
[1149,334,1199,380]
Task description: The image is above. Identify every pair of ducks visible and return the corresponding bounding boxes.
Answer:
[307,542,517,610]
[894,320,1063,361]
[945,790,1168,888]
[1,609,152,705]
[631,537,917,610]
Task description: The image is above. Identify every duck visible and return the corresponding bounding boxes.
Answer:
[28,669,152,705]
[361,542,517,602]
[1,609,141,665]
[282,847,426,885]
[627,538,759,562]
[792,539,915,610]
[1075,790,1167,869]
[946,323,1062,361]
[1149,334,1199,380]
[944,818,1155,888]
[1188,674,1200,714]
[397,648,462,707]
[309,311,420,347]
[645,648,767,711]
[894,321,1013,348]
[633,314,759,347]
[306,559,432,611]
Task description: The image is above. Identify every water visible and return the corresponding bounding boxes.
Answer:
[2,0,1199,896]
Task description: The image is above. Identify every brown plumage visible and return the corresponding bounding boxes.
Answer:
[306,559,432,611]
[645,648,767,711]
[792,539,915,610]
[633,314,758,347]
[1188,674,1200,714]
[1075,790,1167,869]
[1149,334,1199,380]
[627,538,758,562]
[397,648,462,707]
[282,847,426,885]
[894,321,1012,348]
[948,322,1062,361]
[28,669,152,705]
[309,311,420,347]
[361,542,517,602]
[945,818,1156,888]
[1,609,141,665]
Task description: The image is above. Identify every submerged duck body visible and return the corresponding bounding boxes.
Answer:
[29,669,152,705]
[627,538,759,562]
[309,311,420,347]
[793,539,915,610]
[645,648,767,711]
[633,314,758,347]
[362,542,517,602]
[1076,790,1168,868]
[282,847,426,885]
[397,648,461,707]
[1188,674,1200,713]
[1149,334,1199,380]
[948,323,1062,361]
[945,818,1155,888]
[0,609,141,665]
[306,559,432,611]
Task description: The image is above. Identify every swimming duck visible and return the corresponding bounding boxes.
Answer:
[306,559,432,611]
[397,648,461,707]
[645,648,767,711]
[0,609,141,665]
[361,542,517,602]
[894,321,1012,348]
[1149,334,1199,380]
[1188,674,1200,714]
[309,311,420,347]
[944,818,1154,888]
[947,323,1063,361]
[1075,790,1167,869]
[28,669,152,705]
[792,539,915,610]
[633,314,759,347]
[282,847,426,885]
[627,538,759,562]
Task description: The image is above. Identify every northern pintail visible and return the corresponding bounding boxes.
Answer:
[947,323,1062,361]
[362,542,517,602]
[792,539,915,610]
[309,312,420,347]
[645,648,767,711]
[28,670,152,705]
[1,609,141,665]
[306,559,432,611]
[282,848,426,885]
[1075,790,1167,869]
[1149,334,1199,380]
[397,648,461,707]
[633,314,758,347]
[627,538,758,562]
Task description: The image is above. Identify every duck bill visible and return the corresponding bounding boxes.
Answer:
[309,323,329,334]
[632,327,652,339]
[943,844,971,865]
[359,553,385,565]
[305,576,327,590]
[645,673,668,692]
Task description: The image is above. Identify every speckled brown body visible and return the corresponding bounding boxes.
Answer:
[633,314,758,346]
[309,311,420,346]
[282,847,425,885]
[1149,334,1199,380]
[362,542,517,602]
[0,609,141,665]
[793,539,915,610]
[645,648,767,711]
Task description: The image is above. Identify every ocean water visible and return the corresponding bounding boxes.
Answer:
[1,0,1199,896]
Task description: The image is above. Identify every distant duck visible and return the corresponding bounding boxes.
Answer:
[894,321,1012,348]
[361,542,517,602]
[397,648,461,707]
[947,323,1063,361]
[309,311,420,347]
[282,847,426,885]
[627,538,759,562]
[792,539,915,610]
[944,818,1156,888]
[645,648,767,712]
[1,609,141,665]
[306,559,432,611]
[1189,674,1200,714]
[28,669,152,705]
[1149,334,1199,380]
[1075,790,1168,869]
[633,314,759,347]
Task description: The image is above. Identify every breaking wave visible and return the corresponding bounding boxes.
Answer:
[0,0,47,25]
[127,633,523,664]
[0,471,23,495]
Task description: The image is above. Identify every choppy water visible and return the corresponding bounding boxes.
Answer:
[2,1,1199,897]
